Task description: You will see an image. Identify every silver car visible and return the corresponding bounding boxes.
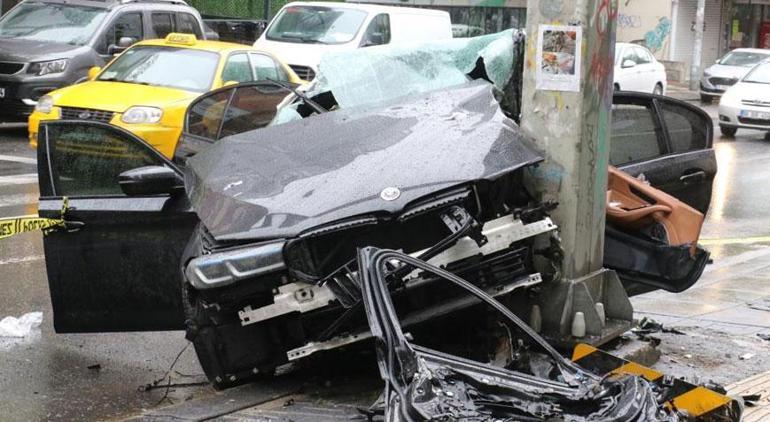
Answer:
[701,48,770,103]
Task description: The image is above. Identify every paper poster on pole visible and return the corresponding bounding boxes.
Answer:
[536,25,582,92]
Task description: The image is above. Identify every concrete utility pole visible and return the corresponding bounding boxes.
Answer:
[520,0,633,343]
[689,0,706,90]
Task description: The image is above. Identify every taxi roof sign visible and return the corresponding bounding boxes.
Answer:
[165,33,197,46]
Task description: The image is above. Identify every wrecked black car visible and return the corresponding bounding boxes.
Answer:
[36,31,717,394]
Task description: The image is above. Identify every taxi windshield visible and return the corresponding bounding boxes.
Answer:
[0,2,108,45]
[98,46,219,92]
[266,6,367,44]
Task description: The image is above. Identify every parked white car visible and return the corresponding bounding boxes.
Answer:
[254,2,452,80]
[700,48,770,103]
[613,43,667,95]
[718,60,770,137]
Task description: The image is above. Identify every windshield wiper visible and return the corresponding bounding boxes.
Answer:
[266,78,327,114]
[279,34,327,44]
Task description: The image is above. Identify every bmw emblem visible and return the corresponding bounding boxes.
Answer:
[380,187,400,201]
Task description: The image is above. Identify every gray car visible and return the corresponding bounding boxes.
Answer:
[0,0,206,123]
[700,48,770,103]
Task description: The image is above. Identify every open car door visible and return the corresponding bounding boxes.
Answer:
[38,121,198,332]
[607,92,716,295]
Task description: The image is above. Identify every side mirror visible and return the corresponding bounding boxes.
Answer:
[222,80,239,87]
[107,37,136,55]
[87,66,102,81]
[622,59,637,69]
[118,166,184,196]
[715,58,721,64]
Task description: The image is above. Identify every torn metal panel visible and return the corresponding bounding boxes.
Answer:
[354,247,739,421]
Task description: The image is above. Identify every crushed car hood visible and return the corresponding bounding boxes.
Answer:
[186,81,543,241]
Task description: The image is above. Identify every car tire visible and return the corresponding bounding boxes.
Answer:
[653,83,663,95]
[720,125,737,137]
[701,94,713,104]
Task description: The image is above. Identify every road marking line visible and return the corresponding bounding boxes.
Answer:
[0,255,43,266]
[0,173,37,186]
[700,236,770,246]
[0,154,36,165]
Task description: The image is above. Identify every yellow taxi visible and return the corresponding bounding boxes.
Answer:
[29,33,302,158]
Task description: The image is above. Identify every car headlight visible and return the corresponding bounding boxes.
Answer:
[121,106,163,124]
[28,59,68,76]
[35,95,54,114]
[185,241,286,290]
[702,70,712,79]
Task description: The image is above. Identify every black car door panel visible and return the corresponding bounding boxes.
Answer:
[38,121,197,332]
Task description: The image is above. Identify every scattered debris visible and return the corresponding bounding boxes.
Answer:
[0,311,42,338]
[740,353,755,361]
[87,363,101,371]
[758,333,770,341]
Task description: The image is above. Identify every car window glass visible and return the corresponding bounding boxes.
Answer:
[610,104,662,165]
[660,101,708,152]
[362,14,391,47]
[219,85,289,138]
[152,13,174,38]
[221,53,253,83]
[186,89,232,141]
[101,12,143,54]
[634,47,651,64]
[177,13,202,37]
[46,124,161,196]
[622,48,637,64]
[250,53,287,81]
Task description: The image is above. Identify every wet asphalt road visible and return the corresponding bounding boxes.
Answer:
[1,100,770,420]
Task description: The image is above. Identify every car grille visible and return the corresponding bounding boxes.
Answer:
[288,64,316,81]
[708,77,738,86]
[0,98,34,120]
[741,99,770,108]
[60,107,115,123]
[0,62,24,75]
[738,117,770,126]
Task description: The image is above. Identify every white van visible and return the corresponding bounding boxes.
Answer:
[254,2,452,80]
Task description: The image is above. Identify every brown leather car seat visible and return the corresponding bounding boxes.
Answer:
[606,166,703,255]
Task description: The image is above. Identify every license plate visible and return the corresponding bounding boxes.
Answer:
[740,110,770,120]
[716,85,730,91]
[0,88,5,98]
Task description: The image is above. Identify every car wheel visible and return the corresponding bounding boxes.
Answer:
[720,125,737,137]
[701,94,713,104]
[653,83,663,95]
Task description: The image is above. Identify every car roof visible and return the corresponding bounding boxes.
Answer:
[280,1,448,16]
[616,42,649,50]
[727,48,770,54]
[32,0,189,8]
[135,38,260,53]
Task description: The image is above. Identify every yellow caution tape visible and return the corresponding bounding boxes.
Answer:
[0,197,69,240]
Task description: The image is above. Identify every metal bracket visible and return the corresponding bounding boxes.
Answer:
[286,273,544,361]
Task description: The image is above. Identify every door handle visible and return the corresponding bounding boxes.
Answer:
[680,170,706,184]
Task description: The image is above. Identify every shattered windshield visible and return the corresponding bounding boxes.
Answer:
[265,5,367,44]
[271,30,519,124]
[98,46,219,92]
[720,51,770,67]
[0,2,107,45]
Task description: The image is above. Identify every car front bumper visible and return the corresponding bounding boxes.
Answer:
[28,109,183,158]
[0,75,68,122]
[719,102,770,130]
